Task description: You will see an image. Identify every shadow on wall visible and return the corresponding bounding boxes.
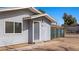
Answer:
[23,20,33,44]
[0,9,31,19]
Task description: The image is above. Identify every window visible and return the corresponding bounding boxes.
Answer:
[5,22,22,33]
[15,22,22,33]
[5,22,14,33]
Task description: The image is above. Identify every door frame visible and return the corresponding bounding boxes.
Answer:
[32,21,41,42]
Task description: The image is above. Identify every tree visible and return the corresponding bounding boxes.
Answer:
[63,13,77,26]
[73,17,77,24]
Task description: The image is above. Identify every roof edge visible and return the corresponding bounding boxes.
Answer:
[0,7,42,14]
[24,13,56,23]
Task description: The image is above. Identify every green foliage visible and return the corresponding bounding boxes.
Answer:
[63,13,77,26]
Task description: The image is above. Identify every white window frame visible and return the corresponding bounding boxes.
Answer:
[5,21,22,34]
[5,21,14,34]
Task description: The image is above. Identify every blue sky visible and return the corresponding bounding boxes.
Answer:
[36,7,79,25]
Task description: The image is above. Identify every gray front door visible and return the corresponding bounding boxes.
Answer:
[34,22,40,41]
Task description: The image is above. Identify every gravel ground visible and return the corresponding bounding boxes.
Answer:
[10,34,79,51]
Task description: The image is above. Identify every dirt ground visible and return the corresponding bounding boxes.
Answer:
[11,34,79,51]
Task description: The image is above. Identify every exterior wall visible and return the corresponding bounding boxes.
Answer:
[0,9,33,47]
[28,20,33,43]
[33,17,51,42]
[41,17,51,41]
[0,20,4,35]
[0,9,52,47]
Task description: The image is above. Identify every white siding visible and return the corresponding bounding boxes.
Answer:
[0,9,33,47]
[0,9,51,47]
[0,20,4,35]
[40,17,51,41]
[33,17,51,42]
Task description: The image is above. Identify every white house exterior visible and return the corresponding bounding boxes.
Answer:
[0,7,56,47]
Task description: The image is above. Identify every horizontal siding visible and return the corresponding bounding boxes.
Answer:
[33,17,51,42]
[0,9,33,47]
[41,19,51,41]
[0,20,4,35]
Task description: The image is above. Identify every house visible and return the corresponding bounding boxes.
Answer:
[65,24,79,33]
[0,7,56,47]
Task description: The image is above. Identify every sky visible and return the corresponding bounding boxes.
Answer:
[36,7,79,25]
